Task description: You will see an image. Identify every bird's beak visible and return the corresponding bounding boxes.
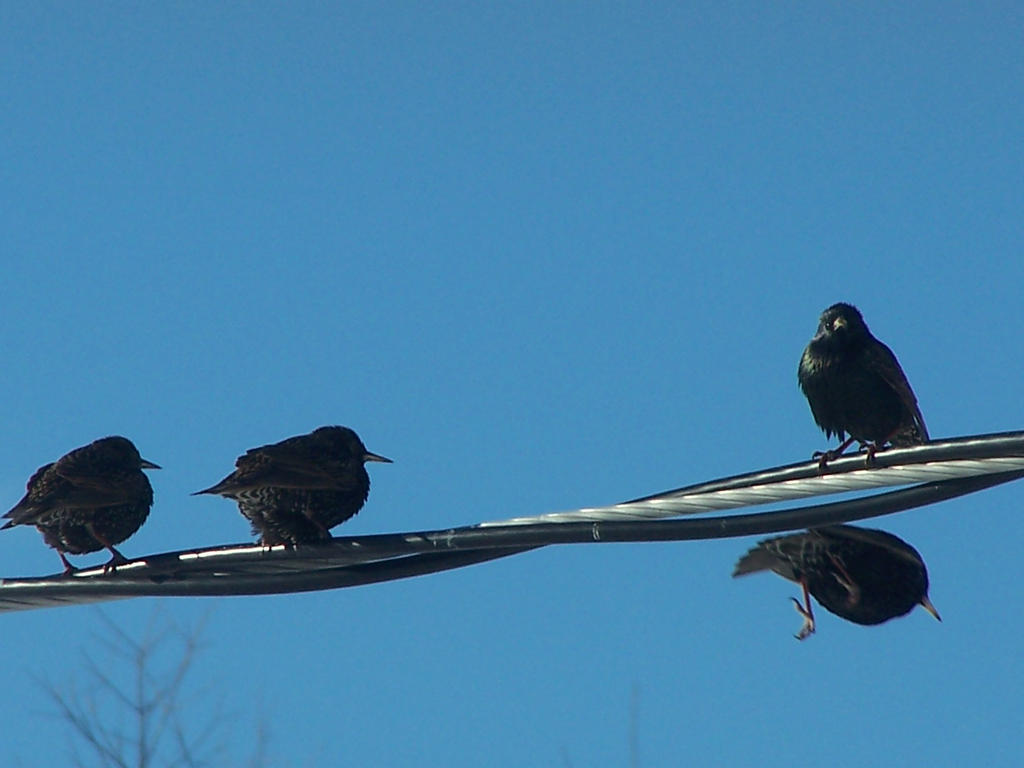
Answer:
[920,595,941,622]
[141,459,161,470]
[364,452,393,464]
[832,316,847,332]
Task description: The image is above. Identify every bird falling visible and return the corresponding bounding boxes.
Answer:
[798,302,929,468]
[3,436,160,574]
[733,524,941,640]
[195,425,391,547]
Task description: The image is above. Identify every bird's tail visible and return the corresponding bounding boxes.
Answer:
[732,546,776,577]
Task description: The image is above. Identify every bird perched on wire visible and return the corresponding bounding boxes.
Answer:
[195,426,391,547]
[733,524,941,640]
[798,302,929,468]
[3,436,160,574]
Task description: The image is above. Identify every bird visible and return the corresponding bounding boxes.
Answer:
[3,436,160,574]
[194,426,391,547]
[733,524,941,640]
[798,302,929,467]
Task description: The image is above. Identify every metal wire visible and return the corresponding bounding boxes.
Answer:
[1,430,1022,614]
[482,431,1024,525]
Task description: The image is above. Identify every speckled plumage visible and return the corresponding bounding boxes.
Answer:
[3,436,159,573]
[798,303,928,464]
[195,426,391,546]
[733,524,940,639]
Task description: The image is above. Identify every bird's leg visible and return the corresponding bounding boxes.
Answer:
[862,442,880,467]
[813,435,856,472]
[55,548,77,576]
[85,522,129,573]
[101,546,129,573]
[790,578,816,640]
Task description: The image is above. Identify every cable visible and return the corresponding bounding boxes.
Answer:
[482,431,1024,525]
[1,430,1022,614]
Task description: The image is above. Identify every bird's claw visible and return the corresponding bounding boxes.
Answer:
[790,597,816,641]
[863,443,879,467]
[813,450,837,473]
[813,435,857,472]
[102,555,128,574]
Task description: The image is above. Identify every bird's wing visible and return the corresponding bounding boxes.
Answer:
[814,525,924,567]
[50,450,145,505]
[2,464,59,525]
[199,447,356,494]
[866,340,930,440]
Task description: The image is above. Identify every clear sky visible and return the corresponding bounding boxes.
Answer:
[2,3,1023,766]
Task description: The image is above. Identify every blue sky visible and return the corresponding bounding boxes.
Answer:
[2,3,1023,766]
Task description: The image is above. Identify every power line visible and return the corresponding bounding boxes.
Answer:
[2,430,1022,614]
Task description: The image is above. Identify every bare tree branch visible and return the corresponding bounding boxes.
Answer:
[39,607,269,768]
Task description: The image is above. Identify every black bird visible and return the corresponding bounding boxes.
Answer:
[195,426,391,547]
[733,524,941,640]
[798,302,929,467]
[3,436,160,574]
